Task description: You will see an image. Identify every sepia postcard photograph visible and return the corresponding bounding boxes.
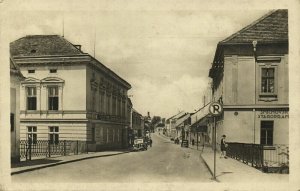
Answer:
[0,0,300,190]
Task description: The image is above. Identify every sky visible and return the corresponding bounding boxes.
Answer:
[3,1,269,118]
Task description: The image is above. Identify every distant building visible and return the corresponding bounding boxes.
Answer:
[175,113,191,140]
[10,60,24,162]
[10,35,132,151]
[132,109,144,138]
[208,10,288,146]
[165,111,187,139]
[188,103,211,147]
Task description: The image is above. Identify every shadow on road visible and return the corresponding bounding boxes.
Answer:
[215,171,233,178]
[12,151,131,169]
[11,159,62,168]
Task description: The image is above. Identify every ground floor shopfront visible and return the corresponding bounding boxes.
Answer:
[207,107,289,149]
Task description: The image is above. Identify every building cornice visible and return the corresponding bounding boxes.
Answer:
[20,119,89,123]
[11,54,131,90]
[11,54,91,65]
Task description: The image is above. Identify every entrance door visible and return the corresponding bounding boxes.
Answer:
[260,121,274,145]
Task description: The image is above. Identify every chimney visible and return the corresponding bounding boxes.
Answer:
[74,45,81,50]
[147,112,150,117]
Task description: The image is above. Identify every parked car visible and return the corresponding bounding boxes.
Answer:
[132,138,147,152]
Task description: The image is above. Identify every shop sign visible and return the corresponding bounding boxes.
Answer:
[258,110,289,119]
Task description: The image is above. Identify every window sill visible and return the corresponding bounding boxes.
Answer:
[258,94,278,102]
[47,110,62,114]
[263,145,276,150]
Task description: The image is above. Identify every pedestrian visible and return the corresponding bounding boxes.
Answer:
[192,139,195,146]
[220,135,228,159]
[149,138,153,147]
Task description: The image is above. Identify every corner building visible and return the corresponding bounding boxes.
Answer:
[10,35,131,151]
[208,10,288,146]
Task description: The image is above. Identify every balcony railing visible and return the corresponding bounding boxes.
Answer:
[227,142,289,173]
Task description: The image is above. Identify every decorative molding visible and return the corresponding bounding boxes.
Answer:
[21,77,40,84]
[41,77,65,83]
[90,80,98,91]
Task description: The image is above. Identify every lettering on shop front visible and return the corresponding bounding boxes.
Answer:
[258,111,289,119]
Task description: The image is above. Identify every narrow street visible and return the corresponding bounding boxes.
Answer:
[12,133,212,183]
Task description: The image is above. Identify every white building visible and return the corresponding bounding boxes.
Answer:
[10,35,132,152]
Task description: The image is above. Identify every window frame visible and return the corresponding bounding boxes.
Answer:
[49,126,59,145]
[91,125,95,143]
[26,86,37,110]
[260,67,276,95]
[10,113,15,132]
[49,69,57,73]
[27,126,37,144]
[257,58,280,101]
[260,121,274,146]
[48,86,59,111]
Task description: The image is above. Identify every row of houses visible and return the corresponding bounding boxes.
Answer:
[10,35,145,162]
[165,10,289,151]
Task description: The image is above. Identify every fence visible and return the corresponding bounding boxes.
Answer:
[227,142,289,173]
[20,140,89,161]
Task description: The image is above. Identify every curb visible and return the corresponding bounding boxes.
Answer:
[11,151,130,175]
[188,145,220,183]
[199,153,219,182]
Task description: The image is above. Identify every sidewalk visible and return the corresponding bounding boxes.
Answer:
[11,150,130,175]
[190,145,289,182]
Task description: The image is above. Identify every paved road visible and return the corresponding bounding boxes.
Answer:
[12,133,212,183]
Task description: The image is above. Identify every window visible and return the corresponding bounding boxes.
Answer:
[92,125,95,142]
[261,68,275,93]
[100,93,104,113]
[49,126,59,144]
[27,126,37,144]
[260,121,274,145]
[10,113,15,132]
[92,92,96,112]
[107,95,111,115]
[112,96,116,115]
[28,69,35,73]
[106,128,109,143]
[48,86,59,110]
[27,87,37,110]
[122,101,126,117]
[118,99,121,116]
[50,69,57,73]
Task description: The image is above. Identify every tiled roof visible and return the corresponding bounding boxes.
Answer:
[221,9,288,44]
[10,35,83,57]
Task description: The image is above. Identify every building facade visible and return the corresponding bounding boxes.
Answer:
[10,35,132,151]
[132,109,145,138]
[208,10,288,147]
[10,61,24,162]
[165,111,187,139]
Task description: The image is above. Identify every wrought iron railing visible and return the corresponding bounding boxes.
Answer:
[227,142,289,173]
[20,140,89,161]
